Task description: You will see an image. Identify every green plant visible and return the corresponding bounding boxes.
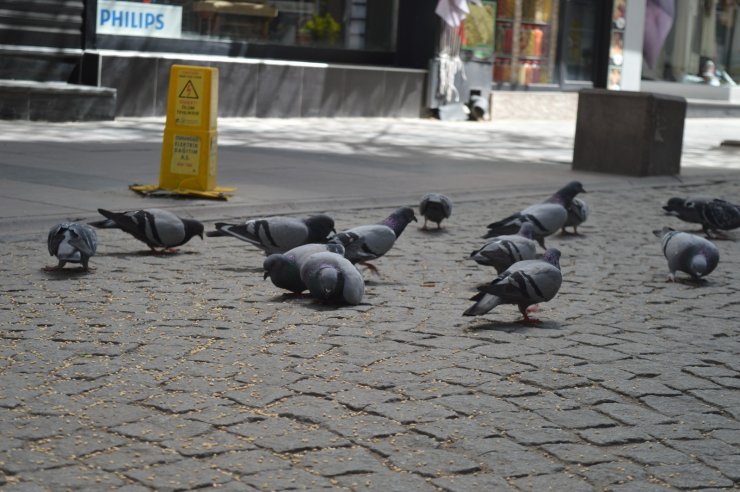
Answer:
[303,13,340,43]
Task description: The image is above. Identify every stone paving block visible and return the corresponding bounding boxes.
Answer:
[384,447,481,477]
[689,389,740,418]
[595,403,675,426]
[124,459,233,491]
[365,399,458,424]
[207,449,291,476]
[432,473,516,491]
[536,408,617,429]
[506,392,581,411]
[665,438,738,458]
[82,442,182,472]
[433,392,520,415]
[297,446,388,476]
[184,405,261,427]
[678,412,740,431]
[640,394,716,416]
[332,471,437,491]
[267,394,351,424]
[648,462,734,489]
[511,472,595,491]
[12,464,128,489]
[0,448,75,474]
[608,481,673,491]
[518,369,592,390]
[505,426,578,445]
[239,468,336,490]
[323,414,406,440]
[614,442,693,465]
[112,414,212,442]
[601,378,681,398]
[700,454,740,482]
[227,417,351,453]
[542,443,616,466]
[333,386,401,410]
[224,387,295,408]
[160,429,256,457]
[555,386,625,405]
[577,426,651,445]
[577,460,648,487]
[413,416,497,441]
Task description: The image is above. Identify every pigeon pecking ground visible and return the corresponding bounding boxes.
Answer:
[1,178,739,491]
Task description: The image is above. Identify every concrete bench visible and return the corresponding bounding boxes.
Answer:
[572,89,686,176]
[0,80,116,122]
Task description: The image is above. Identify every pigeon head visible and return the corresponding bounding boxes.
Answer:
[517,222,535,239]
[263,254,289,279]
[382,207,418,237]
[316,265,341,298]
[652,226,675,238]
[183,219,205,240]
[663,197,686,213]
[305,214,336,242]
[325,242,346,256]
[542,248,562,269]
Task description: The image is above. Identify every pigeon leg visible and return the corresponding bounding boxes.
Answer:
[422,218,429,230]
[43,261,66,272]
[359,261,380,275]
[437,222,442,230]
[516,304,542,324]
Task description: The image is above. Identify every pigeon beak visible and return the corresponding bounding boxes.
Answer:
[263,271,270,280]
[412,215,418,222]
[199,232,204,240]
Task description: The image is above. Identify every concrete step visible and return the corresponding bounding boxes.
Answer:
[686,98,740,118]
[0,80,116,121]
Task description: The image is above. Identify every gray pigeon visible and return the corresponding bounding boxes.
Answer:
[419,193,452,229]
[90,208,203,252]
[562,197,589,234]
[46,223,97,271]
[470,222,537,273]
[330,207,417,273]
[664,196,740,237]
[463,248,563,323]
[655,227,719,282]
[300,252,365,305]
[484,181,586,248]
[208,214,335,255]
[263,243,345,294]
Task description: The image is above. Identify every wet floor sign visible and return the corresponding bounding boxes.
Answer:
[130,64,235,200]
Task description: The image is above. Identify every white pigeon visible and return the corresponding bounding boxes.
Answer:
[562,197,589,235]
[470,222,537,273]
[464,248,563,323]
[208,214,335,255]
[654,227,719,282]
[90,208,203,253]
[484,181,586,248]
[330,207,417,273]
[300,252,365,305]
[46,223,98,272]
[419,193,452,229]
[263,243,345,294]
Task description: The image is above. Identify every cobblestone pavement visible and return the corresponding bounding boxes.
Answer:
[1,178,739,491]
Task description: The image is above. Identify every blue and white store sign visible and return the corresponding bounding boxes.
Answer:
[97,1,182,39]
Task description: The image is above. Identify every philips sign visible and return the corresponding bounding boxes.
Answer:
[97,1,182,39]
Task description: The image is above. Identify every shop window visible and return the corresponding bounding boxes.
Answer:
[105,0,397,51]
[492,0,559,87]
[642,0,738,86]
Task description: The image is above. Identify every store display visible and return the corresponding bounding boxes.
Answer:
[493,0,557,86]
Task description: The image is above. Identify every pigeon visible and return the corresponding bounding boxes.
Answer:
[45,223,97,271]
[664,196,740,237]
[484,181,586,248]
[208,214,335,255]
[263,242,345,294]
[330,207,417,273]
[562,197,589,234]
[299,251,365,305]
[654,227,719,282]
[419,193,452,229]
[470,222,537,273]
[90,208,203,252]
[463,248,563,323]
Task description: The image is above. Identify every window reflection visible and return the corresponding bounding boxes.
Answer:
[132,0,396,51]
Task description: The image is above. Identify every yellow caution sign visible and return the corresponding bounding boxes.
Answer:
[130,64,234,199]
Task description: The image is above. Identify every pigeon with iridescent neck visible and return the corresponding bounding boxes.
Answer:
[484,181,586,248]
[330,207,417,274]
[470,222,537,273]
[300,252,365,305]
[464,248,563,323]
[654,227,719,282]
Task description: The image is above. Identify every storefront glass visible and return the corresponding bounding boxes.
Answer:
[492,0,559,86]
[642,0,738,86]
[97,0,397,51]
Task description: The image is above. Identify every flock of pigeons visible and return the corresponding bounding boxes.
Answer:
[45,183,739,323]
